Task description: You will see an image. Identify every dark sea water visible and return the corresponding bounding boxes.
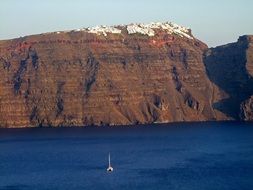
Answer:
[0,122,253,190]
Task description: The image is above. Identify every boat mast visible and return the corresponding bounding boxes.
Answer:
[109,153,111,167]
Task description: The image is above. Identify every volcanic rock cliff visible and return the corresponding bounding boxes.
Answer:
[204,35,253,121]
[0,22,251,128]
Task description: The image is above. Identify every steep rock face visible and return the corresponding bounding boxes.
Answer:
[241,96,253,120]
[0,22,224,127]
[204,35,253,120]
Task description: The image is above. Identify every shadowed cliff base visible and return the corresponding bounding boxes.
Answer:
[204,35,253,120]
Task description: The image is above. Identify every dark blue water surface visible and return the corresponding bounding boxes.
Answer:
[0,122,253,190]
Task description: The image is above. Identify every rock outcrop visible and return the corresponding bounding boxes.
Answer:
[0,22,252,128]
[241,96,253,121]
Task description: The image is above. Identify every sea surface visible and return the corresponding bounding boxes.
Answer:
[0,122,253,190]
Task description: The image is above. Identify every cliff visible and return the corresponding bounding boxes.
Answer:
[204,35,253,120]
[0,22,251,128]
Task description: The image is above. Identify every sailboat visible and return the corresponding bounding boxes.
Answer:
[107,153,113,172]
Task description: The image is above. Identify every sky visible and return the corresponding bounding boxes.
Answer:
[0,0,252,47]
